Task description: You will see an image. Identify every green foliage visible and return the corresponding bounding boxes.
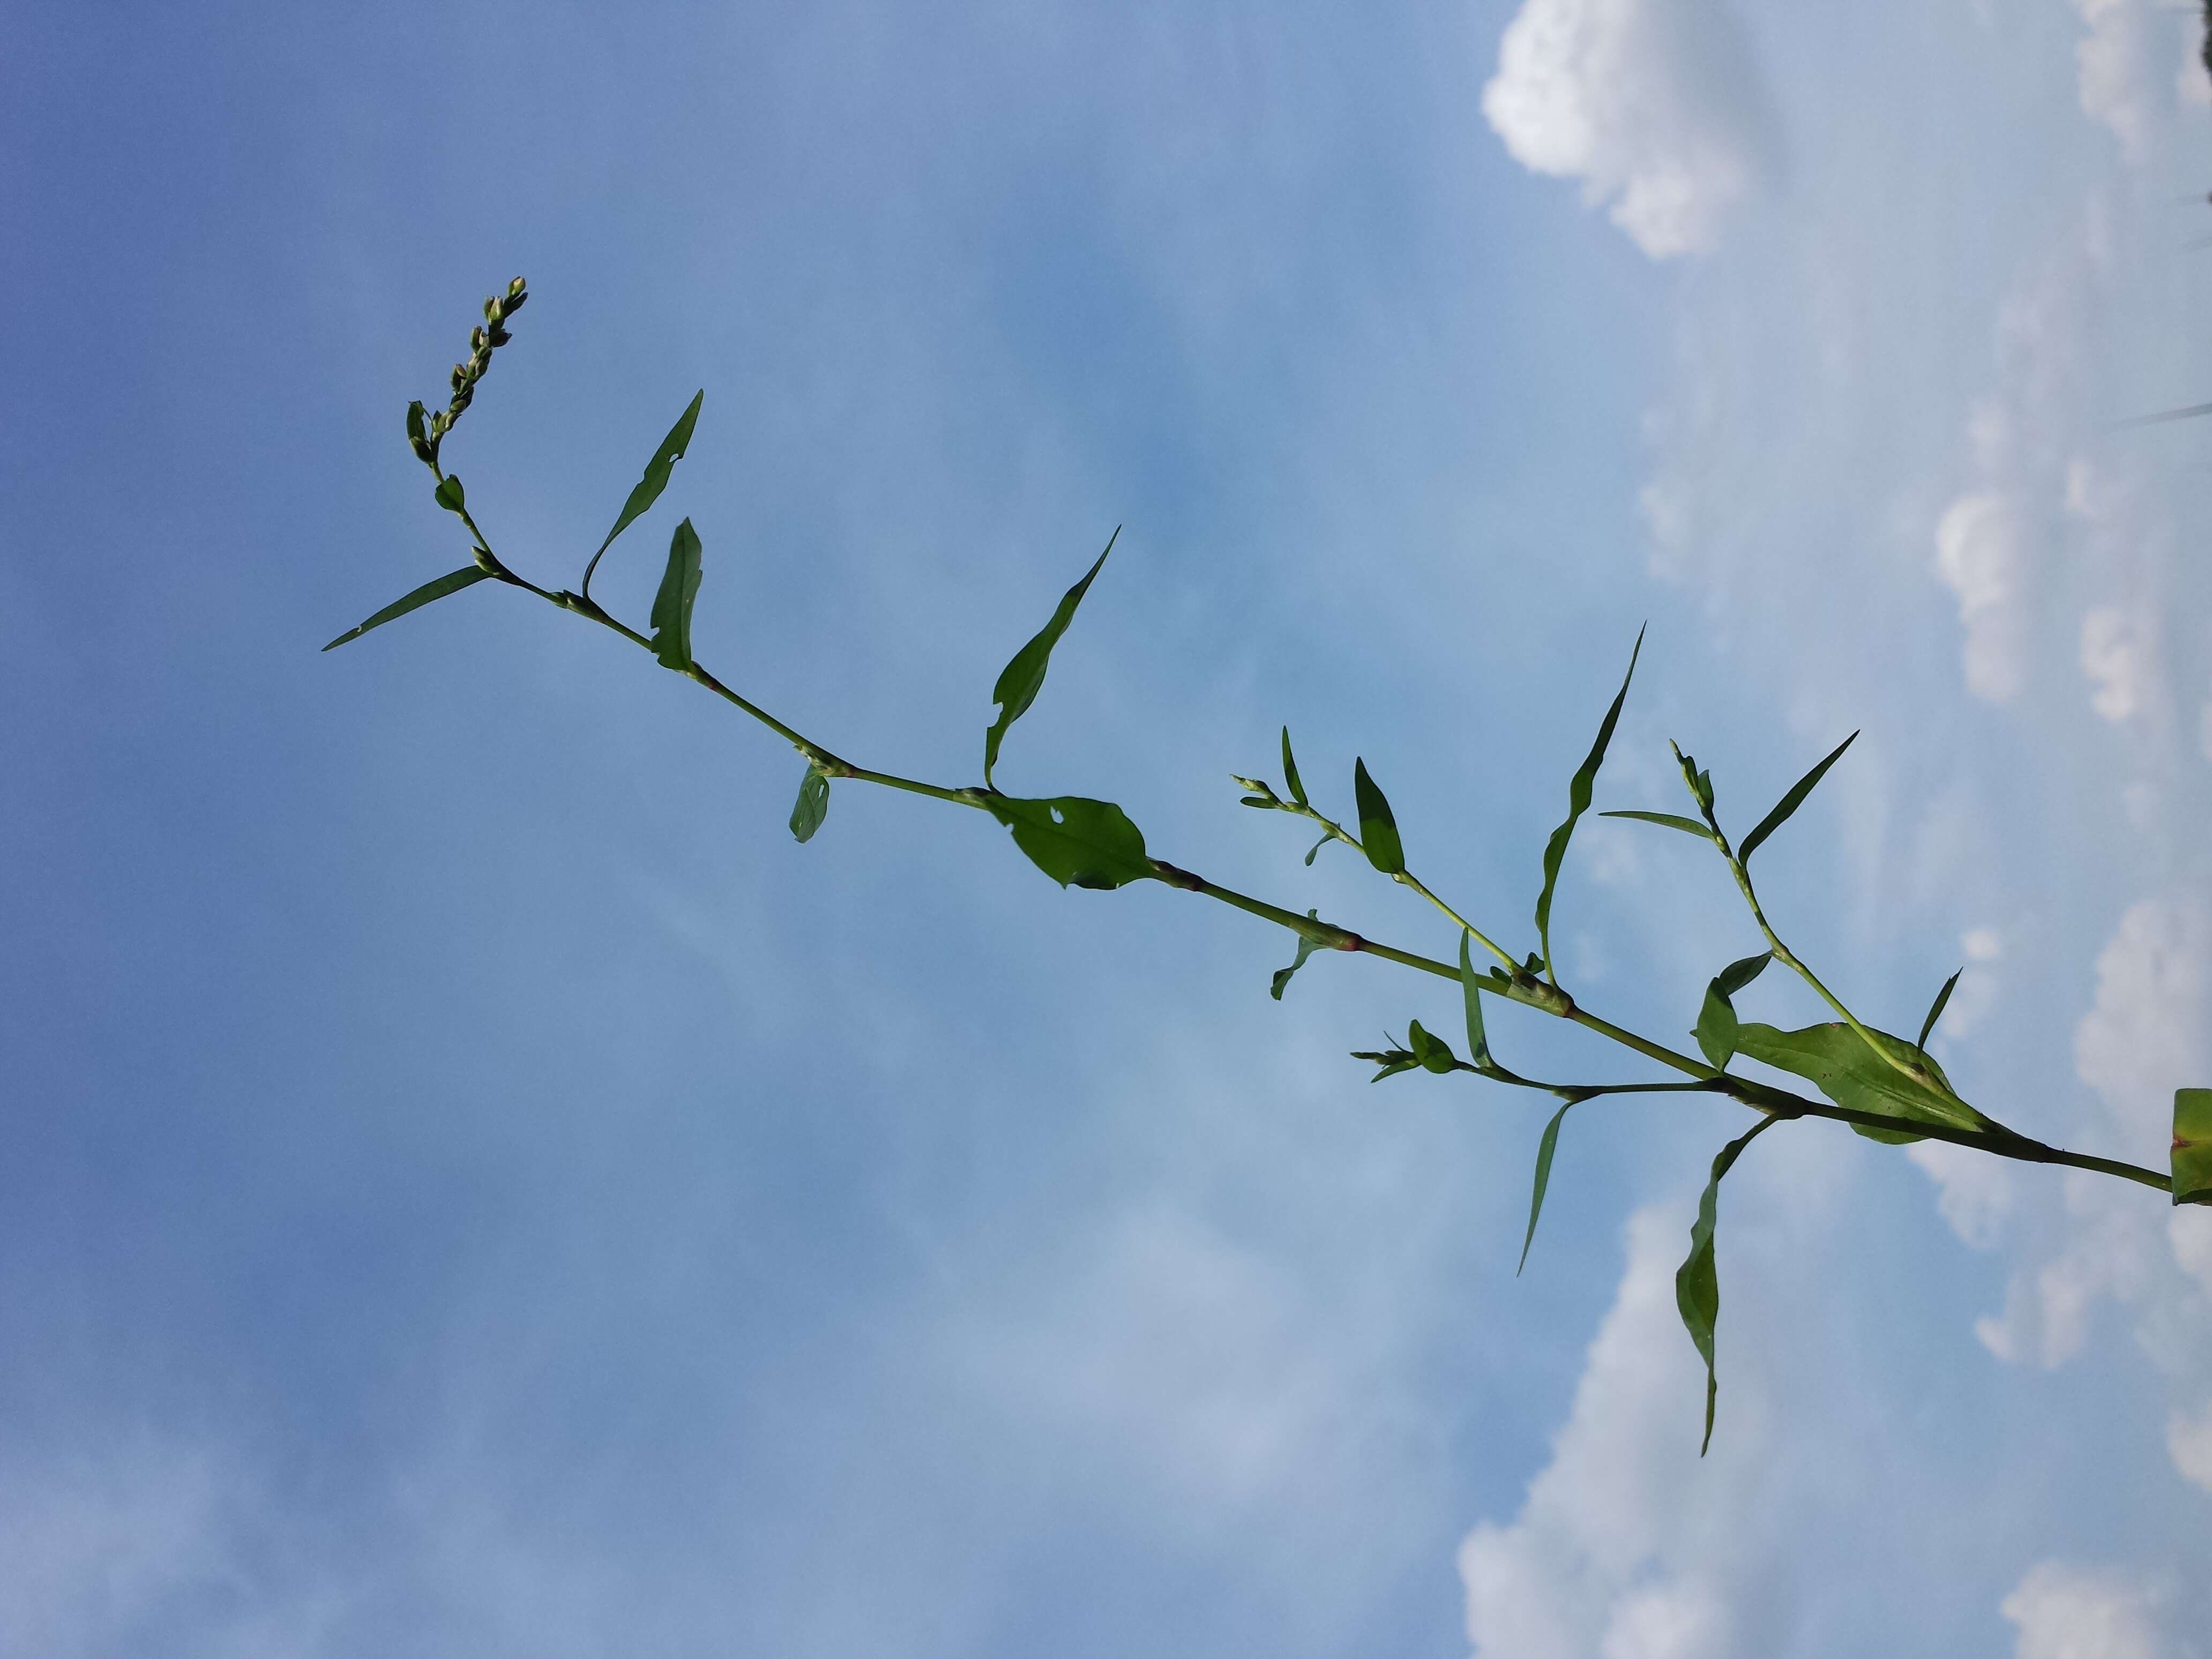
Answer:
[984,529,1117,787]
[1535,627,1642,979]
[334,284,2212,1455]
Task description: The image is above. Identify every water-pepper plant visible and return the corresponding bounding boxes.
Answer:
[333,281,2212,1452]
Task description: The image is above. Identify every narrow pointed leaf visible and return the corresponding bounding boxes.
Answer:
[1352,758,1404,875]
[1693,951,1772,1069]
[322,566,491,651]
[1676,1116,1775,1455]
[1519,1101,1576,1275]
[582,390,703,593]
[1535,626,1644,977]
[649,518,704,670]
[434,474,466,514]
[1916,969,1963,1052]
[982,795,1153,890]
[1737,731,1858,863]
[1281,727,1309,807]
[983,529,1118,786]
[1271,911,1324,1000]
[1733,1020,2004,1144]
[1459,933,1493,1068]
[2172,1089,2212,1206]
[1599,809,1715,842]
[789,765,830,843]
[1304,833,1331,866]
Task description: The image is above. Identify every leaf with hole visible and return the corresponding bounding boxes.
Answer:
[1535,627,1643,977]
[1693,951,1772,1068]
[649,518,704,671]
[582,391,703,594]
[984,529,1117,786]
[1738,731,1857,864]
[322,566,492,652]
[789,765,829,843]
[1733,1020,2002,1144]
[983,795,1153,890]
[1352,759,1404,875]
[1677,1115,1774,1455]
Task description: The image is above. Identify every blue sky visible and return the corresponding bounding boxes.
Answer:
[4,1,2211,1654]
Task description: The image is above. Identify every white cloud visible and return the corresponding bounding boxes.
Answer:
[2164,1397,2212,1495]
[2072,0,2165,163]
[2074,901,2206,1149]
[1999,1560,2166,1659]
[2080,606,2155,723]
[1908,1138,2015,1249]
[1482,0,1775,258]
[1934,492,2031,703]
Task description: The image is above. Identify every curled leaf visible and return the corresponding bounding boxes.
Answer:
[1676,1115,1775,1455]
[789,765,830,843]
[649,518,704,671]
[1271,911,1325,1000]
[984,529,1117,786]
[1693,951,1772,1069]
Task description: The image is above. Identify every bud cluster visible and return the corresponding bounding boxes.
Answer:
[408,276,528,466]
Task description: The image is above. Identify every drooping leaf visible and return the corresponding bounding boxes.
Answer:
[649,518,704,671]
[582,390,703,594]
[1535,626,1644,978]
[1459,933,1493,1068]
[434,474,467,514]
[1916,969,1963,1052]
[1303,833,1331,866]
[983,794,1154,890]
[983,529,1118,787]
[1737,731,1858,864]
[1518,1101,1576,1276]
[1693,951,1773,1069]
[1271,911,1324,1000]
[2174,1089,2212,1206]
[1733,1020,1999,1144]
[322,566,492,652]
[1281,726,1309,807]
[789,765,829,843]
[1352,758,1405,875]
[1407,1020,1458,1074]
[1676,1116,1775,1455]
[1599,809,1715,842]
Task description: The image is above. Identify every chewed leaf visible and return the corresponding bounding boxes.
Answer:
[1916,969,1963,1052]
[583,390,703,594]
[1519,1101,1574,1275]
[984,529,1118,787]
[983,795,1154,890]
[2174,1089,2212,1206]
[322,566,491,651]
[1676,1116,1775,1455]
[1738,731,1857,864]
[649,518,704,671]
[1281,727,1309,808]
[1693,951,1772,1069]
[1271,910,1324,1000]
[1352,759,1405,875]
[1600,809,1715,842]
[789,765,829,843]
[1733,1020,2001,1144]
[1535,626,1643,978]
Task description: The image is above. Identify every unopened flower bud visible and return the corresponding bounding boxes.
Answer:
[507,276,526,298]
[410,437,436,463]
[470,325,487,352]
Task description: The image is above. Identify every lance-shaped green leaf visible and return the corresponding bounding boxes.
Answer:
[2174,1089,2212,1206]
[1281,727,1309,808]
[1407,1020,1458,1074]
[983,529,1118,786]
[1677,1116,1774,1455]
[322,566,492,652]
[1599,809,1715,842]
[1733,1020,2000,1144]
[1693,951,1773,1068]
[789,765,830,843]
[1535,626,1644,978]
[1352,1041,1418,1082]
[983,795,1154,890]
[1459,933,1494,1068]
[582,391,703,595]
[1737,731,1857,864]
[1916,969,1963,1052]
[1352,759,1404,875]
[1518,1101,1576,1275]
[434,474,467,514]
[1271,911,1325,1000]
[649,518,704,671]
